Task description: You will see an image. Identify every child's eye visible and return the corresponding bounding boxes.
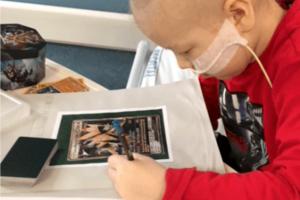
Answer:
[175,53,193,69]
[182,49,194,60]
[182,49,191,55]
[176,50,190,59]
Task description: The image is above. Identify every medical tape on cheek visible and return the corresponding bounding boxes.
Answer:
[192,20,247,74]
[191,19,273,88]
[195,41,244,75]
[192,42,273,88]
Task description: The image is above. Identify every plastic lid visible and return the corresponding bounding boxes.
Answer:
[0,91,31,131]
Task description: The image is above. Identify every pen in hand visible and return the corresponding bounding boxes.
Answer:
[112,120,134,161]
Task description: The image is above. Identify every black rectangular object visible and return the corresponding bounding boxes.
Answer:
[1,137,57,183]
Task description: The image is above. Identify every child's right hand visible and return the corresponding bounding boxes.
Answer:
[108,153,166,200]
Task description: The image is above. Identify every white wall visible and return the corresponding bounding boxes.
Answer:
[0,1,148,51]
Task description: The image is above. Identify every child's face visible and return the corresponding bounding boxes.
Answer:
[131,0,252,80]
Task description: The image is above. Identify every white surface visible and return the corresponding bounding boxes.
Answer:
[0,1,147,51]
[9,59,107,95]
[1,79,225,198]
[0,91,31,131]
[2,196,118,200]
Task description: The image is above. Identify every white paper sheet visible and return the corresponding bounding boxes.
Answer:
[50,106,173,168]
[1,79,225,198]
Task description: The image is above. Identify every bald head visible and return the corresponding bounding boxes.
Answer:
[130,0,225,50]
[130,0,224,23]
[130,0,225,41]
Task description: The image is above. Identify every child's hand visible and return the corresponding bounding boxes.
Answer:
[108,153,166,200]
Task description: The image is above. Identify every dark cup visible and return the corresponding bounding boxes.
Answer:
[1,24,46,90]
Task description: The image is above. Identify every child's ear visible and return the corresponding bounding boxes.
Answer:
[223,0,255,32]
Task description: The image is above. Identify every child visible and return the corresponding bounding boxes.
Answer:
[108,0,300,199]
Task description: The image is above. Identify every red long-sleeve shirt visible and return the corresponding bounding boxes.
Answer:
[163,0,300,199]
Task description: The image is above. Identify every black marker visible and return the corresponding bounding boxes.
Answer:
[112,120,134,161]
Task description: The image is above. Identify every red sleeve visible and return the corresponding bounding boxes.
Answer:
[162,46,300,199]
[198,76,220,130]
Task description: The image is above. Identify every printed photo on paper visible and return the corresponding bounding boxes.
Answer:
[50,107,171,166]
